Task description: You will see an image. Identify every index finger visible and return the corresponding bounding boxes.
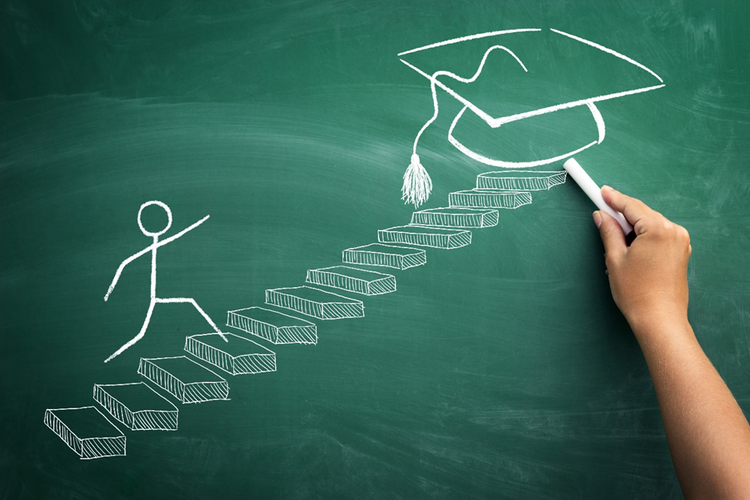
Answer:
[601,186,655,229]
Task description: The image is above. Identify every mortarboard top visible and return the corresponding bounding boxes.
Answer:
[398,28,665,207]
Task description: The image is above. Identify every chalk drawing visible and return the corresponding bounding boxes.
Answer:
[43,406,127,459]
[475,170,567,191]
[410,207,499,228]
[227,306,318,345]
[306,265,397,296]
[93,382,179,431]
[342,243,427,270]
[44,28,665,461]
[400,44,528,208]
[138,356,230,404]
[266,286,365,320]
[378,225,472,249]
[449,189,532,210]
[399,28,665,206]
[103,201,225,363]
[184,333,278,376]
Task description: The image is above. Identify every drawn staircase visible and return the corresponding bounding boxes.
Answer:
[45,169,567,459]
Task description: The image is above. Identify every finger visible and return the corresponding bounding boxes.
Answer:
[601,186,653,228]
[596,210,627,261]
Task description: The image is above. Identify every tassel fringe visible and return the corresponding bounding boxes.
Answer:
[401,154,432,208]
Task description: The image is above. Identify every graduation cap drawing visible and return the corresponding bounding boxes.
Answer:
[398,28,665,207]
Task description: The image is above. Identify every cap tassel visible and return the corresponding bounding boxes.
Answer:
[401,153,432,208]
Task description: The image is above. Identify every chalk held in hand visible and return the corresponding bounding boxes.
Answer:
[563,158,636,245]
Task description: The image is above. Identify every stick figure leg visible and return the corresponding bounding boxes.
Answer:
[104,299,157,363]
[157,297,227,341]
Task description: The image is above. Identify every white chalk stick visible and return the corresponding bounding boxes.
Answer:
[563,158,634,236]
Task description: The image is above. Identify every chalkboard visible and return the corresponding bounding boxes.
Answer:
[2,1,749,498]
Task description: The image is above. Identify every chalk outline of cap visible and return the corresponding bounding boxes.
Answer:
[399,28,665,169]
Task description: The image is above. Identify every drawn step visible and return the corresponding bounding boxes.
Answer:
[378,225,471,249]
[185,333,277,376]
[410,207,498,228]
[306,265,397,296]
[266,286,365,320]
[137,356,229,404]
[43,406,126,459]
[449,189,532,209]
[227,306,318,344]
[93,382,178,431]
[342,243,426,270]
[476,170,567,191]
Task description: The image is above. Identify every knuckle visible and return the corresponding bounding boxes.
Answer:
[605,253,617,270]
[650,219,672,238]
[677,225,690,243]
[668,223,691,248]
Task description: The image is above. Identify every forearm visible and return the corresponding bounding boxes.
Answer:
[595,187,750,497]
[632,316,750,498]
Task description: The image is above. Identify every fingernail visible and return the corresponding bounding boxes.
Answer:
[601,185,612,194]
[593,211,602,228]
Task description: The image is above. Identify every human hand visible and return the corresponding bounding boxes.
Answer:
[594,186,692,333]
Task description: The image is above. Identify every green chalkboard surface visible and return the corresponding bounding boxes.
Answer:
[2,1,749,498]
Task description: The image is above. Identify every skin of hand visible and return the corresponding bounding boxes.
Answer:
[593,186,750,499]
[593,186,692,334]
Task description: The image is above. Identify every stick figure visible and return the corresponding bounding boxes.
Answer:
[103,201,225,363]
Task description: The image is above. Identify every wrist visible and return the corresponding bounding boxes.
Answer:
[620,297,688,332]
[627,309,694,349]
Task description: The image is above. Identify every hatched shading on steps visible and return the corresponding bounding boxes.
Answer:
[449,189,532,209]
[185,333,277,376]
[138,356,229,404]
[410,207,498,228]
[227,306,318,344]
[306,265,397,296]
[266,286,365,320]
[342,243,426,270]
[476,170,567,191]
[44,406,126,459]
[378,225,471,249]
[93,382,178,431]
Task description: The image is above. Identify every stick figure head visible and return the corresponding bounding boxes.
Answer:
[138,200,173,238]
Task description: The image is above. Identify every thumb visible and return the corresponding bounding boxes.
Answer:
[595,210,626,259]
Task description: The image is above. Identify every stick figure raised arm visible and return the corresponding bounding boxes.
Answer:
[104,214,210,301]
